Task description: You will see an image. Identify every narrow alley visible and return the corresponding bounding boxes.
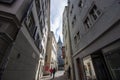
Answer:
[0,0,120,80]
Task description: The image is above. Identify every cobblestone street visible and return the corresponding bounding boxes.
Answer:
[40,70,68,80]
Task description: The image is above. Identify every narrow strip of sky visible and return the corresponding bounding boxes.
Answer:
[50,0,67,42]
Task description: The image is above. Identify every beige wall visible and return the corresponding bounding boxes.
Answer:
[63,6,74,80]
[44,31,57,75]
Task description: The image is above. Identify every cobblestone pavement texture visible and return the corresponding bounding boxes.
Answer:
[40,70,69,80]
[40,75,68,80]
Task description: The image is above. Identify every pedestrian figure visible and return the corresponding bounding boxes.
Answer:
[52,68,56,79]
[49,68,53,76]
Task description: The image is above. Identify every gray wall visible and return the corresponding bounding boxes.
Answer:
[68,0,120,80]
[2,27,40,80]
[68,0,120,56]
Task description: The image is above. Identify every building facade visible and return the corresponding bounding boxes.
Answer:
[44,31,58,75]
[41,0,51,66]
[67,0,120,80]
[0,0,50,80]
[62,6,74,80]
[57,37,64,70]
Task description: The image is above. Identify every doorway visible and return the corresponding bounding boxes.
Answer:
[91,51,112,80]
[76,58,83,80]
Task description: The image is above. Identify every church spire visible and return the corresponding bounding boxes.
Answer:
[58,36,62,43]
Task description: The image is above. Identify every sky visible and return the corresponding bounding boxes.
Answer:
[50,0,67,42]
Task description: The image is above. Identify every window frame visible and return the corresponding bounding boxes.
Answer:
[83,3,102,31]
[89,5,101,22]
[78,0,83,8]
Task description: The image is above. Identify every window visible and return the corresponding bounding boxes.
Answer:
[25,11,37,39]
[72,4,74,9]
[90,5,101,21]
[83,56,97,80]
[77,32,80,40]
[40,21,43,35]
[74,36,77,44]
[35,33,41,48]
[72,21,74,27]
[28,13,36,37]
[17,53,21,59]
[84,17,92,29]
[70,4,74,14]
[78,0,83,7]
[91,51,112,80]
[39,44,42,53]
[45,0,47,9]
[103,40,120,80]
[35,0,41,16]
[33,26,37,39]
[27,12,35,28]
[72,15,76,28]
[74,32,80,45]
[42,49,44,56]
[83,4,101,31]
[73,15,76,21]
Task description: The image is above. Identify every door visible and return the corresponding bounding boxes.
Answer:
[91,51,112,80]
[76,58,83,80]
[104,48,120,80]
